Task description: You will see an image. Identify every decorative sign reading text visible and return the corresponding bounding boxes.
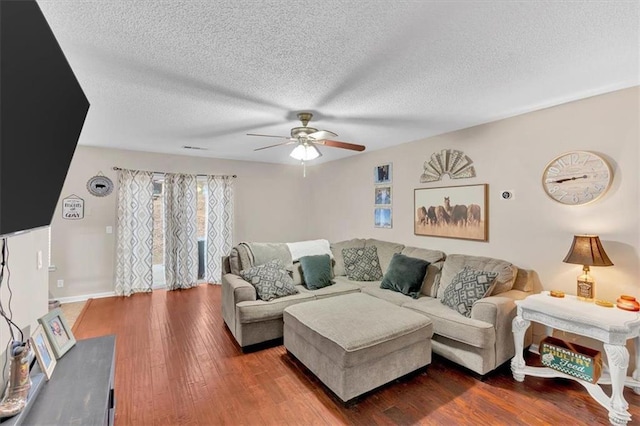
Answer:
[62,196,84,220]
[540,336,602,384]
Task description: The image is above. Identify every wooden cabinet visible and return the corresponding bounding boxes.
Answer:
[6,335,116,426]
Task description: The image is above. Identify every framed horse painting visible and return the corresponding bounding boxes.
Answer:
[414,184,488,241]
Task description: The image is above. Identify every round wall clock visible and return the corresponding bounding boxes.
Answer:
[87,175,114,197]
[542,151,612,205]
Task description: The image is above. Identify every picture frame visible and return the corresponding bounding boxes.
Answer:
[374,186,392,206]
[30,325,56,380]
[374,208,392,229]
[38,308,76,359]
[374,163,392,184]
[414,184,488,241]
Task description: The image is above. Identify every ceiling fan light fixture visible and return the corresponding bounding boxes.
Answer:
[290,143,321,161]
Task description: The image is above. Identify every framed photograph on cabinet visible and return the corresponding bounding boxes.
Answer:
[374,163,392,184]
[30,325,56,380]
[374,208,392,229]
[39,308,76,359]
[414,184,488,241]
[374,186,392,206]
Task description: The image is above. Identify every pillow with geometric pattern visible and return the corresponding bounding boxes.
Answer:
[342,246,383,281]
[240,260,298,302]
[441,266,499,317]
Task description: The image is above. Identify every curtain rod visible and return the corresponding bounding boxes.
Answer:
[112,166,237,178]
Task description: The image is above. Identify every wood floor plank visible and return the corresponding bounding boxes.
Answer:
[72,285,640,426]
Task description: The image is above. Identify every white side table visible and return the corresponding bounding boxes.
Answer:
[511,292,640,426]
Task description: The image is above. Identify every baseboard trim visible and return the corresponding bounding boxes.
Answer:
[51,281,214,303]
[51,291,116,304]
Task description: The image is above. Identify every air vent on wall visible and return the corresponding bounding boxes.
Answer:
[182,145,208,151]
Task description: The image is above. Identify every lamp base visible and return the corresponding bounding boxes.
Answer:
[576,270,594,301]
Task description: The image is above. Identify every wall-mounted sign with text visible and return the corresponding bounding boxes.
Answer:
[62,195,84,220]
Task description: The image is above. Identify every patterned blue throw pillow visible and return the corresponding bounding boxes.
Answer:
[240,260,298,301]
[441,266,499,317]
[342,246,383,281]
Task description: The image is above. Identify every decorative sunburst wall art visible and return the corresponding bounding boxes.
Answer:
[420,149,476,182]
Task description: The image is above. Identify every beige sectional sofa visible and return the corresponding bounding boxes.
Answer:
[221,238,535,375]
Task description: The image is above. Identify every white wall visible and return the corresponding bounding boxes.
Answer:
[49,87,639,305]
[49,146,311,299]
[307,87,639,301]
[0,229,49,387]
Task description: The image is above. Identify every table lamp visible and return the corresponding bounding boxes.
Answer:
[563,235,613,300]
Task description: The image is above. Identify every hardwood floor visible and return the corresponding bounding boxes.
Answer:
[72,285,640,425]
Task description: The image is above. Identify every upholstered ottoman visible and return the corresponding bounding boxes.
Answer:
[283,293,433,402]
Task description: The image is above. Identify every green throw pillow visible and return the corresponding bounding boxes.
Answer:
[299,254,334,290]
[380,253,430,299]
[342,246,383,281]
[240,260,298,301]
[441,266,498,317]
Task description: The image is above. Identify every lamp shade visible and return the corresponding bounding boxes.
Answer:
[290,143,321,161]
[563,235,613,267]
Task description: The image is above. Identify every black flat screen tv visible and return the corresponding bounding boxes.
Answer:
[0,0,90,238]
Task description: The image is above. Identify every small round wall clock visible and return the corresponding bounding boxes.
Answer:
[542,151,612,205]
[86,174,114,197]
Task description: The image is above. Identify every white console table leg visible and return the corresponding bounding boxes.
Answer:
[633,336,640,395]
[511,315,530,382]
[604,344,631,426]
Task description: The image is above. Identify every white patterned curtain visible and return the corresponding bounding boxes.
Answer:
[164,173,199,290]
[205,176,234,284]
[115,169,154,296]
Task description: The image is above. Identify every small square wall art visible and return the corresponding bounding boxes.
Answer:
[375,208,392,229]
[374,163,392,184]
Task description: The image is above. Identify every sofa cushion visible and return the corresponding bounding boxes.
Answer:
[441,266,498,317]
[297,280,360,299]
[236,288,315,323]
[365,239,404,274]
[299,254,334,290]
[332,275,374,290]
[342,246,383,281]
[400,247,446,297]
[437,254,517,299]
[361,285,417,306]
[512,268,534,292]
[240,260,298,302]
[331,239,366,276]
[380,253,429,299]
[402,297,496,349]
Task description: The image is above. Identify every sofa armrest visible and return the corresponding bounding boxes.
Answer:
[471,289,532,367]
[222,273,257,304]
[471,289,529,326]
[221,273,257,341]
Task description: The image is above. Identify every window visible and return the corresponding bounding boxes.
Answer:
[151,175,208,287]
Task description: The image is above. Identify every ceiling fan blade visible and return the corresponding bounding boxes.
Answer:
[247,133,291,140]
[307,130,338,140]
[254,141,296,151]
[316,140,366,152]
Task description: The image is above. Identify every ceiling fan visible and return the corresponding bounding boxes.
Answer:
[247,112,366,163]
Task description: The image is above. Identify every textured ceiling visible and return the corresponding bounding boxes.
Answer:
[37,1,639,165]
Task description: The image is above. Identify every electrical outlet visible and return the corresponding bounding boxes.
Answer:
[57,279,64,288]
[106,226,113,234]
